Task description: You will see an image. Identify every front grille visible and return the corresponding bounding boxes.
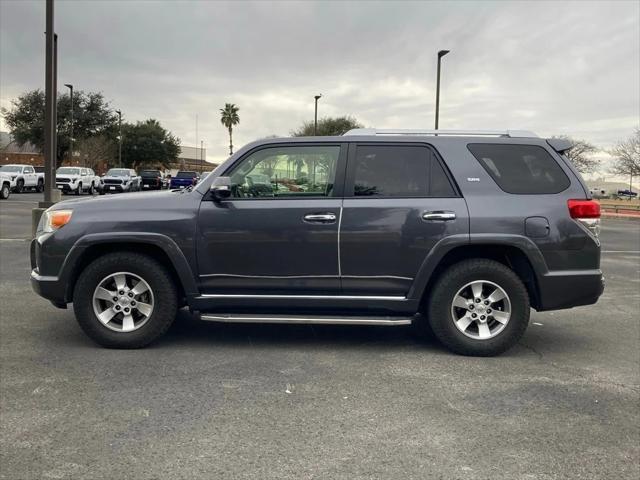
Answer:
[103,179,123,185]
[56,177,71,183]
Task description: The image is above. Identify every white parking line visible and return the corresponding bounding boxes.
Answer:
[0,238,29,242]
[601,250,640,253]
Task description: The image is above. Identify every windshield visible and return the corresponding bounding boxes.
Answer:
[176,171,197,178]
[0,166,22,173]
[106,169,130,177]
[57,167,80,175]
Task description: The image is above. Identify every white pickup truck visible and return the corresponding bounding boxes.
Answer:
[55,166,101,195]
[0,171,17,199]
[0,164,45,193]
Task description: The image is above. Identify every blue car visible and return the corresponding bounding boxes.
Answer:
[169,171,199,189]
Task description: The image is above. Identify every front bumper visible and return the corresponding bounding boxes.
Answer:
[102,184,128,192]
[30,238,67,306]
[536,269,604,311]
[56,183,78,192]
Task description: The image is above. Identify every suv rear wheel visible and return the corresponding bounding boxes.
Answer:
[73,252,178,348]
[426,259,530,356]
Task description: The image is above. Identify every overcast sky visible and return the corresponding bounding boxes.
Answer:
[1,0,639,167]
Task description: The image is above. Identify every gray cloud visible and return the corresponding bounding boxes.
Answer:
[1,0,638,165]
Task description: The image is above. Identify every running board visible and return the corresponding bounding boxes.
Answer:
[200,313,414,326]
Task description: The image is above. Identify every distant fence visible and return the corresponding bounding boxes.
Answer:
[600,203,640,215]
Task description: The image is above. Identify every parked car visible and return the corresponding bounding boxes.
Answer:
[56,167,101,195]
[0,171,16,199]
[169,170,199,189]
[617,189,638,198]
[140,170,164,190]
[0,164,44,192]
[100,168,141,193]
[30,129,604,356]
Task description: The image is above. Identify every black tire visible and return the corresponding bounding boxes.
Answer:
[88,183,96,195]
[73,252,178,348]
[0,183,10,199]
[36,179,44,193]
[14,179,24,193]
[426,259,530,357]
[76,182,82,195]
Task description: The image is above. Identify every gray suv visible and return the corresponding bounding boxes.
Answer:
[30,129,604,356]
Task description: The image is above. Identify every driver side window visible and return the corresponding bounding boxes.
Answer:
[228,145,340,199]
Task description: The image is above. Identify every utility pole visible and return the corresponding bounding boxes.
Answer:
[116,109,122,167]
[64,83,73,164]
[434,50,450,130]
[42,0,58,207]
[314,95,322,135]
[34,0,60,233]
[200,140,204,174]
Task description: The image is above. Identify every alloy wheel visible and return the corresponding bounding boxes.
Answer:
[92,272,154,332]
[450,280,511,340]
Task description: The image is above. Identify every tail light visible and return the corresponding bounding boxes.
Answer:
[568,199,600,238]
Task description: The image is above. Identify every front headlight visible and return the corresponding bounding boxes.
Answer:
[42,209,73,233]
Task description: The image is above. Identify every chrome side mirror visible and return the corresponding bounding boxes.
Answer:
[210,176,232,200]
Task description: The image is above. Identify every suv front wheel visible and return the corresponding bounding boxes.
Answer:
[426,259,530,356]
[73,252,178,348]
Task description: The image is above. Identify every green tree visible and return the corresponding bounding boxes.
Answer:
[120,119,180,169]
[609,129,640,192]
[291,116,363,137]
[220,103,240,155]
[1,89,118,167]
[551,135,600,174]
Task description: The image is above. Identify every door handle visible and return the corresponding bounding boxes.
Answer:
[422,211,456,221]
[304,213,337,223]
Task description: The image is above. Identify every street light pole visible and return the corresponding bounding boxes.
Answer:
[314,94,322,135]
[200,140,204,175]
[116,109,122,167]
[64,83,73,165]
[434,49,450,130]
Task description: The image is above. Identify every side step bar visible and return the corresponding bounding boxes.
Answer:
[200,313,414,326]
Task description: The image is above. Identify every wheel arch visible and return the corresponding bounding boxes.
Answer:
[61,233,199,304]
[410,236,546,311]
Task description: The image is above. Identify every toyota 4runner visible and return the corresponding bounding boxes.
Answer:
[30,129,604,356]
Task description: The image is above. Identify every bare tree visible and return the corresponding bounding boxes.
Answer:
[609,129,640,192]
[76,135,116,171]
[552,135,600,174]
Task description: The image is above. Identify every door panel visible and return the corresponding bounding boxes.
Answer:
[196,143,346,295]
[197,199,342,294]
[340,198,468,295]
[340,143,469,296]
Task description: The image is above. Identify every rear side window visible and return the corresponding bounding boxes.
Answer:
[468,144,570,194]
[352,145,456,197]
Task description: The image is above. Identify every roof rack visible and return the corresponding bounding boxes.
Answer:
[343,128,539,138]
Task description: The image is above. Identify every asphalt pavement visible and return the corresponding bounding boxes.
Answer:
[1,193,639,479]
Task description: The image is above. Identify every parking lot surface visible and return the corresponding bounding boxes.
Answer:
[1,193,639,479]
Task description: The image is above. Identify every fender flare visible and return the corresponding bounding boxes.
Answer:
[407,233,548,300]
[59,232,199,301]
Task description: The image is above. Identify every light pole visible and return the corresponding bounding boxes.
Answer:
[64,83,73,164]
[314,94,322,135]
[115,109,122,167]
[434,50,450,130]
[200,139,204,174]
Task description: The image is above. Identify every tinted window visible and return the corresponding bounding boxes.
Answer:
[228,145,340,198]
[141,170,160,177]
[352,145,455,197]
[176,171,197,178]
[468,144,570,194]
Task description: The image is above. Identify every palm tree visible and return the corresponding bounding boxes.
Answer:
[220,103,240,155]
